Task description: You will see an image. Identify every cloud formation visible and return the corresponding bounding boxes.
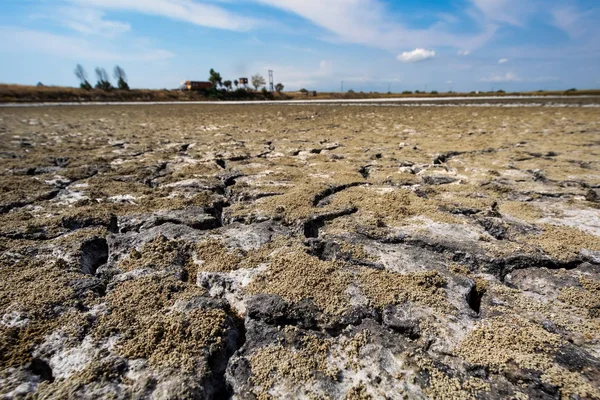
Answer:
[470,0,535,26]
[498,58,509,64]
[253,0,496,52]
[67,0,257,31]
[0,26,174,62]
[55,7,131,37]
[481,72,520,82]
[397,48,436,63]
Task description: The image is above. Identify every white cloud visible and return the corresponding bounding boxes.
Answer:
[550,6,597,38]
[246,36,265,46]
[470,0,535,27]
[66,0,257,31]
[481,72,520,82]
[54,7,130,37]
[253,0,497,52]
[457,50,471,56]
[0,26,174,62]
[397,48,436,63]
[498,58,509,64]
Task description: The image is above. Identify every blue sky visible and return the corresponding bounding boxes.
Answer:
[1,0,599,92]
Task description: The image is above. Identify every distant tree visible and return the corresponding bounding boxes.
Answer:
[74,64,92,90]
[566,88,577,92]
[95,67,112,90]
[234,79,239,89]
[261,87,274,99]
[299,88,309,96]
[209,69,223,88]
[251,74,266,91]
[223,80,232,91]
[402,90,412,94]
[275,83,284,93]
[113,65,130,90]
[431,90,438,94]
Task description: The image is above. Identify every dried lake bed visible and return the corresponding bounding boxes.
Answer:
[1,103,600,399]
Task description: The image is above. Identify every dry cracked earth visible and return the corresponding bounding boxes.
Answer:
[0,103,600,399]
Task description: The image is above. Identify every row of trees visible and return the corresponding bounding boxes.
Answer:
[208,69,284,92]
[74,64,129,91]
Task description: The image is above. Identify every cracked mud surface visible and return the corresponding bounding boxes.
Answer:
[1,104,599,399]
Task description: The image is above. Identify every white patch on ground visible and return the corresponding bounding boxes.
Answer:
[309,173,331,179]
[169,156,200,169]
[54,190,89,205]
[539,208,600,236]
[265,152,286,158]
[199,125,220,131]
[34,330,119,381]
[165,179,217,189]
[1,379,40,399]
[196,265,267,315]
[405,217,481,241]
[373,186,396,194]
[124,359,148,382]
[346,284,369,307]
[0,311,30,328]
[372,242,432,274]
[45,176,70,187]
[323,341,420,400]
[110,269,159,286]
[45,335,96,380]
[219,225,276,251]
[108,194,137,204]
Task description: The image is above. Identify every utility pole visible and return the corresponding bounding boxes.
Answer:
[268,70,274,92]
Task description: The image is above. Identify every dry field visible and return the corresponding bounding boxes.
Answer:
[1,103,599,399]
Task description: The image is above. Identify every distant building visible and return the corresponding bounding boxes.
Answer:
[183,81,212,91]
[239,78,249,88]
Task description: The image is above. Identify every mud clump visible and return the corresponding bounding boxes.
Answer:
[246,243,353,315]
[358,269,450,311]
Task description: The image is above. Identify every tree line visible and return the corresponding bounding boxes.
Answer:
[74,64,129,91]
[208,69,284,93]
[74,65,285,94]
